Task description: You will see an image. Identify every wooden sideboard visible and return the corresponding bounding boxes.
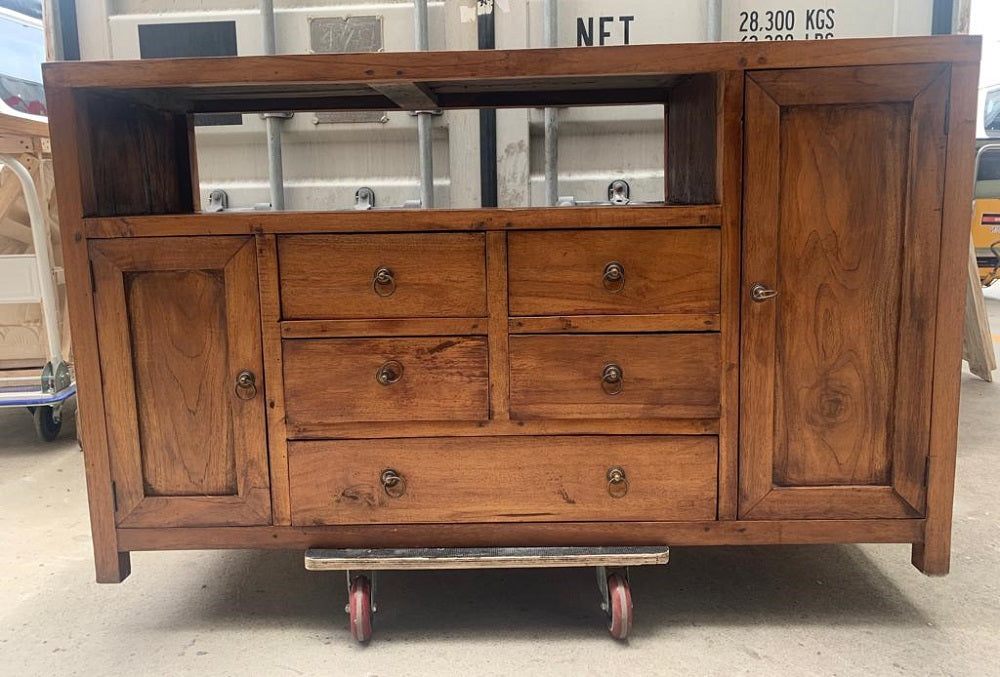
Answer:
[43,36,980,584]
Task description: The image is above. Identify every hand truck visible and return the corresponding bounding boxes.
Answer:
[0,152,75,441]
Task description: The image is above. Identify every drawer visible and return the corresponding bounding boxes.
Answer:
[283,337,489,433]
[288,436,718,525]
[509,334,720,420]
[278,233,487,319]
[508,229,720,316]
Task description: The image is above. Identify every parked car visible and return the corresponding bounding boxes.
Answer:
[0,0,46,117]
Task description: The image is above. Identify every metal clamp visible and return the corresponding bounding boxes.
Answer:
[601,364,624,396]
[606,467,629,498]
[235,370,257,400]
[373,267,396,297]
[603,262,626,293]
[375,360,403,386]
[749,283,778,303]
[380,469,406,498]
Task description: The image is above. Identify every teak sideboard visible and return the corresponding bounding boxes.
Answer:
[43,36,979,584]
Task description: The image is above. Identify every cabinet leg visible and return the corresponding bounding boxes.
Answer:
[94,550,131,584]
[911,541,950,576]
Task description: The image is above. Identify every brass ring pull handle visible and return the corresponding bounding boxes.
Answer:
[602,261,626,293]
[750,283,778,303]
[607,467,629,498]
[375,360,404,386]
[380,468,406,498]
[235,370,257,400]
[373,266,396,297]
[601,364,624,396]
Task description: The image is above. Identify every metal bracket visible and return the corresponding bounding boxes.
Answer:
[345,570,377,614]
[206,189,229,213]
[608,179,631,205]
[557,179,632,207]
[40,360,71,395]
[407,110,443,117]
[355,187,376,210]
[596,565,630,613]
[259,112,294,120]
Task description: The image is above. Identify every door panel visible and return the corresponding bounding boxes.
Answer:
[740,65,950,520]
[91,236,271,527]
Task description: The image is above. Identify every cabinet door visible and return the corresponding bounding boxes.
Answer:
[90,237,271,527]
[740,64,950,520]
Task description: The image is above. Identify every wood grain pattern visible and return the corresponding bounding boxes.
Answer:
[749,63,946,105]
[257,235,291,525]
[45,86,131,583]
[285,418,718,440]
[90,237,271,528]
[127,269,234,496]
[667,74,717,204]
[486,232,510,420]
[283,337,489,428]
[891,69,951,515]
[508,229,720,316]
[509,314,719,333]
[277,233,487,320]
[116,519,926,552]
[773,101,908,487]
[280,318,486,339]
[43,36,979,90]
[717,70,744,520]
[914,62,980,576]
[740,65,950,521]
[81,94,194,217]
[83,205,721,238]
[509,334,720,420]
[287,436,718,525]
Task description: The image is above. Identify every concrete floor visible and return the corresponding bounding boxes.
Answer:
[2,293,998,676]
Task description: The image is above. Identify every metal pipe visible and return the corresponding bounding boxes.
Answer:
[706,0,722,41]
[543,0,558,206]
[0,155,62,366]
[260,0,285,210]
[478,3,497,207]
[414,0,434,208]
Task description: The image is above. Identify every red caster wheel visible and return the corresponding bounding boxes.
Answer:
[348,575,373,642]
[606,573,633,640]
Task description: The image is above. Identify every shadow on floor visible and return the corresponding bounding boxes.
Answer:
[143,543,930,640]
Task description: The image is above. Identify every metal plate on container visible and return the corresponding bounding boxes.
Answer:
[311,16,386,124]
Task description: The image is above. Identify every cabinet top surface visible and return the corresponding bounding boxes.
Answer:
[42,36,979,114]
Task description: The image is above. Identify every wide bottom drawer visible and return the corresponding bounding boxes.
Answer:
[288,436,718,525]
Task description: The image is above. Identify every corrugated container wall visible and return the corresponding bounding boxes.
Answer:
[70,0,939,210]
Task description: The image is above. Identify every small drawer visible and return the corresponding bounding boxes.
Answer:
[283,336,488,433]
[288,436,718,525]
[509,334,720,420]
[507,229,720,317]
[278,233,487,320]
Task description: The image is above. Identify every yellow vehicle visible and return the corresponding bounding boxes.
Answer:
[974,142,1000,286]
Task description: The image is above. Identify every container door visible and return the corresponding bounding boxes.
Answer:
[740,64,950,519]
[90,236,270,527]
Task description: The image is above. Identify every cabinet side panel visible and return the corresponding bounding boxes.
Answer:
[914,61,981,575]
[773,103,909,487]
[82,93,194,217]
[667,73,718,204]
[45,87,130,582]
